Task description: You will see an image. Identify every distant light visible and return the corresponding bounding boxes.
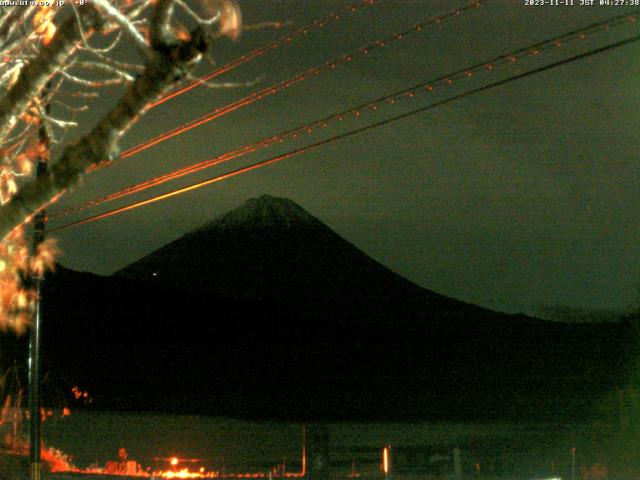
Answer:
[152,272,158,277]
[382,447,389,474]
[170,457,179,466]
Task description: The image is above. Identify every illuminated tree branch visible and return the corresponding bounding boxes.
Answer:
[0,7,103,144]
[0,0,243,330]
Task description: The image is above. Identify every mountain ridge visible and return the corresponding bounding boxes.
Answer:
[116,194,511,325]
[0,195,630,421]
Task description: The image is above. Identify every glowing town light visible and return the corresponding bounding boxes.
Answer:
[382,446,389,474]
[171,457,179,466]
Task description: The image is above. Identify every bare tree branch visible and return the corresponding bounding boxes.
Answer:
[0,7,103,144]
[0,22,211,239]
[93,0,153,59]
[72,60,136,81]
[0,6,37,48]
[176,0,219,27]
[59,69,130,88]
[77,29,124,54]
[82,50,144,74]
[151,0,177,47]
[0,0,247,330]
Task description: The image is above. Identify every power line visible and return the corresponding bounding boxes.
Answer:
[49,11,638,219]
[48,33,640,234]
[115,0,492,160]
[145,0,378,111]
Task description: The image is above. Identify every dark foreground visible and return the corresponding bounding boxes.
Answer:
[1,412,639,480]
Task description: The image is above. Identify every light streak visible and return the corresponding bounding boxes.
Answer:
[48,33,640,234]
[50,434,309,479]
[382,446,389,474]
[116,0,492,160]
[49,11,638,220]
[145,0,378,111]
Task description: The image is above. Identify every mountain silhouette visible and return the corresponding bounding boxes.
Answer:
[111,195,630,419]
[0,195,631,421]
[117,194,501,326]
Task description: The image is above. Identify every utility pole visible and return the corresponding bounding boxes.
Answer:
[29,86,50,480]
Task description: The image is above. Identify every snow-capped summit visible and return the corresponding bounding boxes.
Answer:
[198,194,320,231]
[117,194,478,321]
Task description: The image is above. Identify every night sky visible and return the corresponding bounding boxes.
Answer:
[48,0,640,315]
